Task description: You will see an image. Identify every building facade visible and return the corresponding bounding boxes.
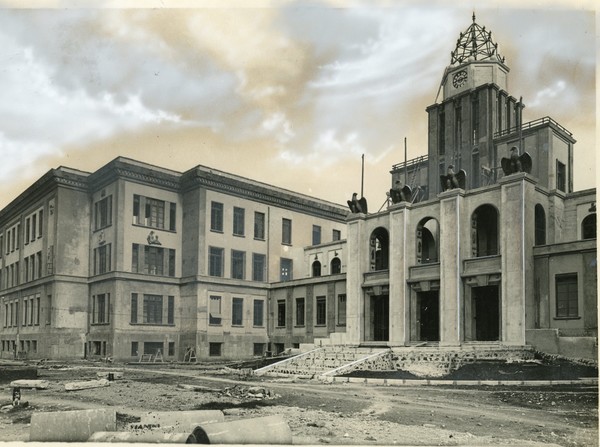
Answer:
[0,15,596,362]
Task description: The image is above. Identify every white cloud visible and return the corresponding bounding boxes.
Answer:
[261,112,296,144]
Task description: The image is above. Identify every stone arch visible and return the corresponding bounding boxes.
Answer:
[534,204,546,245]
[312,260,321,277]
[369,227,389,271]
[330,257,341,274]
[416,217,439,264]
[471,204,499,257]
[582,214,596,240]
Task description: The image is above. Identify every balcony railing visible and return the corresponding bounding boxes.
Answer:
[493,116,572,139]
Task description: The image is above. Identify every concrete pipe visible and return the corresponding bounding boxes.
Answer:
[29,408,116,442]
[191,415,292,444]
[88,431,196,443]
[139,410,225,432]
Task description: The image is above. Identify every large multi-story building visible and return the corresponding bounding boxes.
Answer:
[0,15,596,362]
[267,15,597,361]
[0,158,348,361]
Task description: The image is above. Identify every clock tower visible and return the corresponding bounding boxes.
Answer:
[426,14,522,194]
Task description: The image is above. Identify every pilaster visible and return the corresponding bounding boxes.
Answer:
[345,214,367,344]
[438,188,465,346]
[389,203,409,345]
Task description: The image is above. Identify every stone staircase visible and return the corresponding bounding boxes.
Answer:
[254,342,536,379]
[254,345,389,377]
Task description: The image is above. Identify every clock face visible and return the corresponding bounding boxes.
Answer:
[452,70,468,88]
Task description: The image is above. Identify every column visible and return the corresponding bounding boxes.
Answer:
[345,215,367,345]
[388,203,409,346]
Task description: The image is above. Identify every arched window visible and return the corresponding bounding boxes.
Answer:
[416,218,439,264]
[534,204,546,245]
[312,260,321,277]
[330,257,341,274]
[471,205,499,257]
[582,214,596,240]
[369,227,389,271]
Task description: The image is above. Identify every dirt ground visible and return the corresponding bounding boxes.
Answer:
[0,362,597,446]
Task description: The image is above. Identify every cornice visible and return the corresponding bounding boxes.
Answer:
[182,169,348,222]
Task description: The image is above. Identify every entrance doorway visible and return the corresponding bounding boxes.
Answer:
[417,291,439,341]
[472,285,500,341]
[370,295,389,342]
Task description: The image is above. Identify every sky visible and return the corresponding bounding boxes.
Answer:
[0,0,596,211]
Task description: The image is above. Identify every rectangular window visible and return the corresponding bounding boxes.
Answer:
[209,247,224,277]
[35,296,40,325]
[282,218,292,245]
[23,299,28,327]
[556,274,578,318]
[169,203,176,232]
[209,295,222,325]
[254,212,265,239]
[296,298,305,326]
[312,225,321,246]
[556,160,566,192]
[337,294,347,326]
[94,196,112,230]
[25,218,30,244]
[232,297,243,326]
[210,201,223,232]
[38,210,43,238]
[167,296,174,325]
[94,244,111,275]
[455,106,462,151]
[253,343,265,356]
[24,258,29,283]
[472,98,480,144]
[280,258,292,282]
[209,343,222,357]
[168,249,176,277]
[438,110,445,155]
[252,253,266,282]
[29,297,34,325]
[316,296,326,326]
[131,293,138,323]
[36,251,42,278]
[143,294,163,324]
[144,245,164,275]
[132,244,139,273]
[277,300,286,327]
[233,207,245,236]
[168,342,175,356]
[131,341,139,357]
[231,250,245,280]
[145,198,165,229]
[332,229,341,241]
[253,300,264,326]
[93,293,109,324]
[133,195,141,224]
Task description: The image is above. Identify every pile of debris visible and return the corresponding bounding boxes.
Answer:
[221,385,279,400]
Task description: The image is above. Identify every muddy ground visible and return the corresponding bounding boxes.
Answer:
[0,362,597,446]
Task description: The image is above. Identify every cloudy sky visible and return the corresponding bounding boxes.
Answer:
[0,0,596,210]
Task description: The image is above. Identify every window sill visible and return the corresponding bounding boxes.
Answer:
[553,316,581,320]
[210,229,224,234]
[314,324,326,328]
[275,326,286,329]
[254,237,265,242]
[132,223,176,233]
[91,323,111,326]
[281,243,292,247]
[93,225,113,233]
[209,323,222,327]
[294,325,305,328]
[253,325,265,328]
[232,233,245,238]
[336,324,347,327]
[129,323,175,327]
[232,324,244,328]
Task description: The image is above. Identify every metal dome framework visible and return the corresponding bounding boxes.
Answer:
[450,13,505,65]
